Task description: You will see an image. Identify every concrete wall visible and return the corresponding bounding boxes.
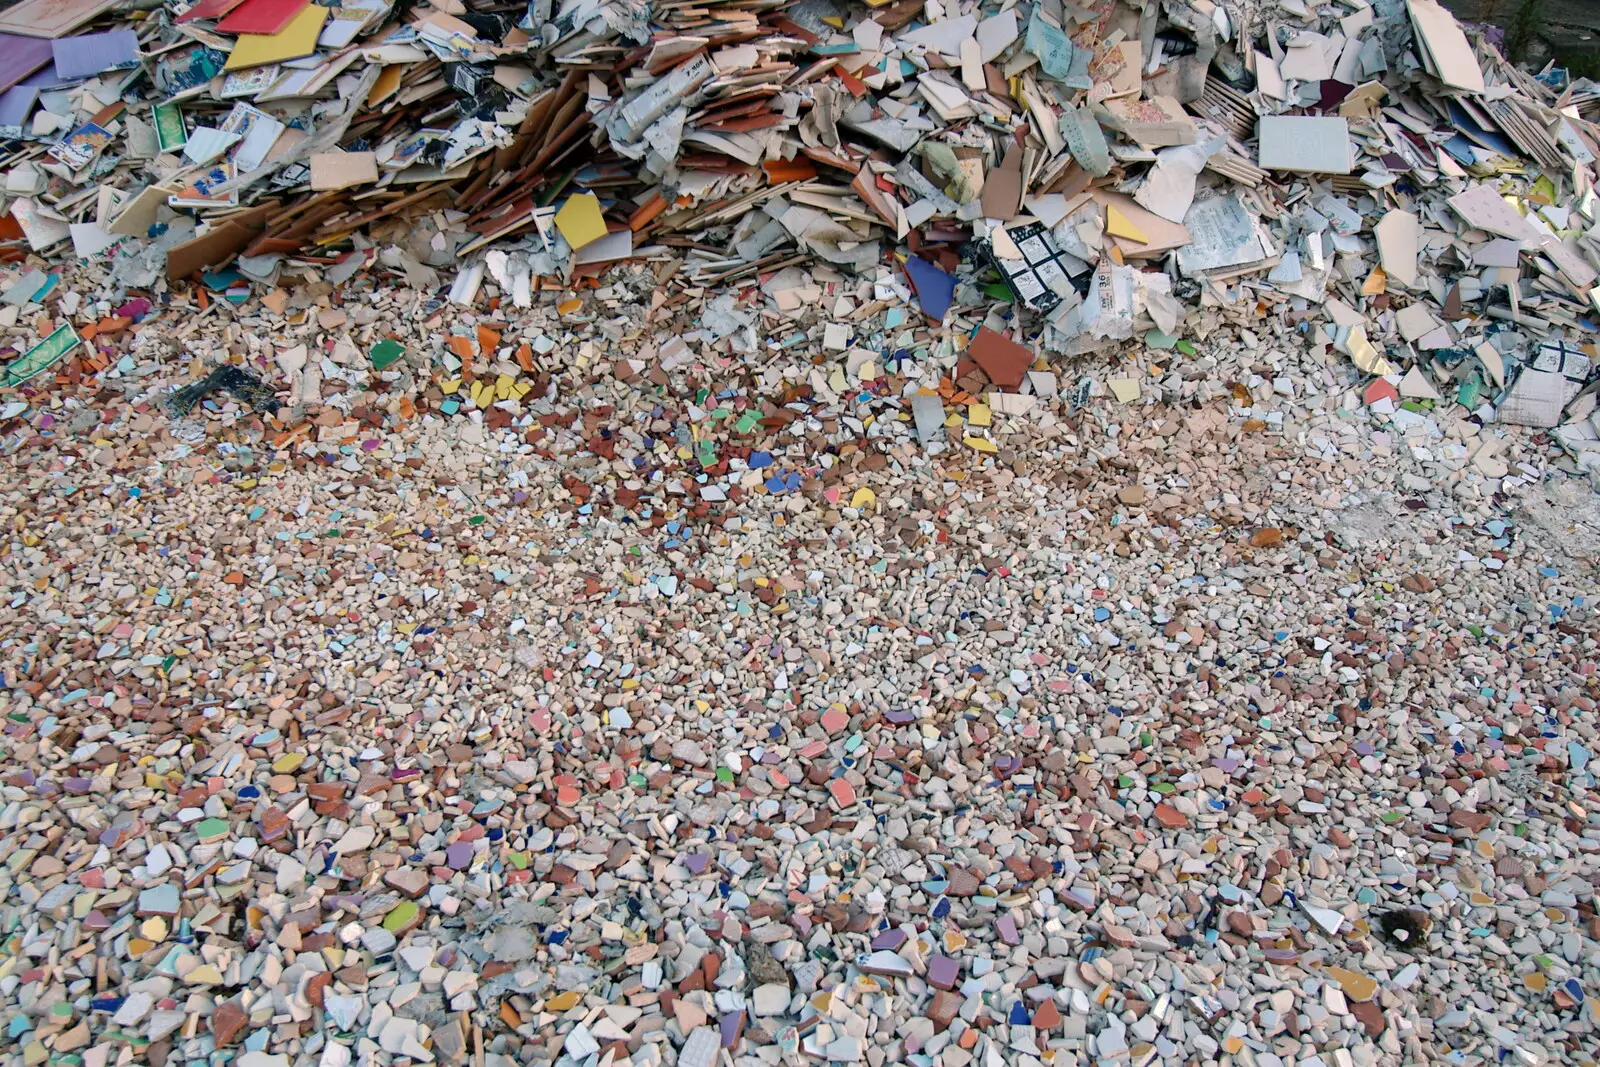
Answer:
[1439,0,1600,66]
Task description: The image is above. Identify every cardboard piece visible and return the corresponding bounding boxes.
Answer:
[309,150,378,191]
[1257,116,1351,174]
[223,4,328,71]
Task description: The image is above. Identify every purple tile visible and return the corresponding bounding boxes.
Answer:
[927,955,960,990]
[718,1010,745,1048]
[51,29,139,83]
[0,34,51,94]
[997,914,1019,946]
[871,928,907,951]
[446,841,473,870]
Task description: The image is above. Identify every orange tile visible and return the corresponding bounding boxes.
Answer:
[628,194,669,231]
[763,158,817,183]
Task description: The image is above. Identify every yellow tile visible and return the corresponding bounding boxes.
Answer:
[224,5,330,71]
[1105,205,1148,243]
[554,194,607,250]
[545,990,582,1012]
